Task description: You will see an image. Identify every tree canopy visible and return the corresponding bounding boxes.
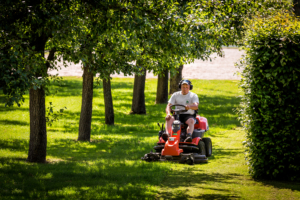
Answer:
[1,0,291,105]
[0,0,293,161]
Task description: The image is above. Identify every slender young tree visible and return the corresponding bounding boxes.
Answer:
[156,69,169,104]
[78,64,94,141]
[103,77,114,125]
[60,2,142,140]
[169,65,183,95]
[130,66,147,114]
[169,65,183,94]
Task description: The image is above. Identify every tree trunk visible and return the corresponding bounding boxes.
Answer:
[169,65,183,94]
[78,65,94,141]
[294,0,300,16]
[130,67,146,114]
[27,87,47,163]
[103,77,114,125]
[27,36,49,163]
[156,69,169,104]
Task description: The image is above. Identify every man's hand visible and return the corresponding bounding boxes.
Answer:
[165,114,172,121]
[185,105,190,110]
[185,103,199,110]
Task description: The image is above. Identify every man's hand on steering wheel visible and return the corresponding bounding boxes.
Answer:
[185,105,190,110]
[166,104,190,120]
[169,104,187,113]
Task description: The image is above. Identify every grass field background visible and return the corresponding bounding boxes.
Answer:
[1,77,300,199]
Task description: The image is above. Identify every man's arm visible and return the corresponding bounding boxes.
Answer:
[165,103,172,120]
[166,103,172,114]
[185,102,199,110]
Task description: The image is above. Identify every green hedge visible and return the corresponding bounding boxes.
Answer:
[238,11,300,180]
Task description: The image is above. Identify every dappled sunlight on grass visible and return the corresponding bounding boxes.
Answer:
[0,156,168,199]
[1,78,300,199]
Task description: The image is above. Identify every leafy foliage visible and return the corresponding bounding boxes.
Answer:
[0,0,73,106]
[46,102,67,127]
[1,0,291,105]
[238,10,300,180]
[58,1,287,77]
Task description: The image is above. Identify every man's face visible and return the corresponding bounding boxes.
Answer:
[181,84,190,95]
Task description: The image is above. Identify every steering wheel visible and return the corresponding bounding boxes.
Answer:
[170,104,188,114]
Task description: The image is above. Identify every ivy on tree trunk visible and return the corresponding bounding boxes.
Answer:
[78,65,94,141]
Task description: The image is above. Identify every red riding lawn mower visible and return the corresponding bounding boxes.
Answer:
[141,104,212,165]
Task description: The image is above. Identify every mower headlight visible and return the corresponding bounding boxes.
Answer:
[172,120,181,132]
[173,124,180,129]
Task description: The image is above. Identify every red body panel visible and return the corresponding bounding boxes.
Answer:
[161,123,200,155]
[194,116,208,130]
[161,139,183,156]
[192,137,200,145]
[159,116,207,156]
[162,129,182,156]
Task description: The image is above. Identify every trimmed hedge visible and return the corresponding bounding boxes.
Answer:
[238,11,300,180]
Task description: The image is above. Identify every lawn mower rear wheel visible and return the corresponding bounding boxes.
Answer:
[198,140,206,156]
[202,137,212,157]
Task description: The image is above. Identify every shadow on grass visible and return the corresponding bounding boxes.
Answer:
[0,139,245,199]
[0,105,29,112]
[2,78,300,199]
[47,79,83,97]
[45,136,157,162]
[208,148,244,161]
[0,119,29,126]
[158,171,243,199]
[258,180,300,193]
[0,156,167,199]
[0,79,247,199]
[52,110,161,136]
[0,139,28,152]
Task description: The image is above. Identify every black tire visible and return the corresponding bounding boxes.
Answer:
[202,138,212,157]
[198,140,206,156]
[155,149,162,153]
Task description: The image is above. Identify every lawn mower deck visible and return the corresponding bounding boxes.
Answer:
[141,104,212,165]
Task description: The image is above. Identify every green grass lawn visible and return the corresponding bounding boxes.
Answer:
[0,77,299,199]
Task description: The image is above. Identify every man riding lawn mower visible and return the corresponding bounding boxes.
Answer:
[141,80,212,165]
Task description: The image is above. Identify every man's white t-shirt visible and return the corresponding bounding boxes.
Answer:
[168,91,199,115]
